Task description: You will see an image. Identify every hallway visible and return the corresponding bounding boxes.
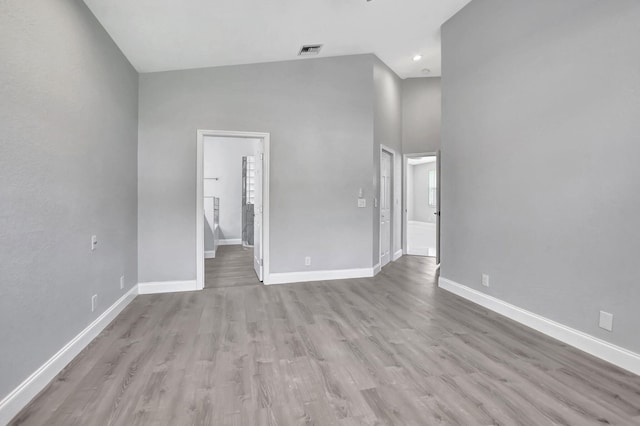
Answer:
[205,245,261,289]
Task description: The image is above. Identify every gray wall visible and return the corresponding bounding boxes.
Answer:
[372,57,403,265]
[441,0,640,353]
[203,137,259,242]
[0,0,138,400]
[138,55,376,281]
[402,77,441,154]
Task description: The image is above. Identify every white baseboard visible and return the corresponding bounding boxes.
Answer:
[218,239,241,246]
[266,267,376,285]
[393,250,403,261]
[407,246,437,257]
[438,277,640,376]
[373,263,381,275]
[204,250,216,259]
[0,286,138,425]
[138,280,198,295]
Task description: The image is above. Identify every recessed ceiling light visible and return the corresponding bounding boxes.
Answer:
[413,55,423,62]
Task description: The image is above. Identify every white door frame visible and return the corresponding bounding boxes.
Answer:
[436,150,441,265]
[196,129,271,289]
[379,144,397,269]
[403,151,438,257]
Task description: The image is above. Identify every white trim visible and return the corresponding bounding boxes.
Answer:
[196,130,271,289]
[393,249,403,261]
[267,267,376,285]
[373,263,381,275]
[379,144,397,270]
[0,286,138,425]
[204,250,216,259]
[138,280,198,295]
[218,238,242,246]
[406,247,432,257]
[438,277,640,376]
[196,130,205,291]
[436,149,441,265]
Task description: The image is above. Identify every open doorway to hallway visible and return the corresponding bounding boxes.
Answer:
[404,154,439,260]
[205,245,258,288]
[196,131,271,289]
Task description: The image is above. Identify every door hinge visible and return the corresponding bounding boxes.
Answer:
[260,153,264,160]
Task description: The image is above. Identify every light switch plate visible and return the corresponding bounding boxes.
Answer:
[357,198,366,208]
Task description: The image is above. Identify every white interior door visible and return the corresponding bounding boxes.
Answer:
[253,144,264,281]
[380,151,392,267]
[436,150,441,265]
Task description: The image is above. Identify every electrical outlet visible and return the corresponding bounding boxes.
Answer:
[91,235,98,251]
[482,274,490,287]
[120,275,125,290]
[357,198,366,208]
[91,294,98,312]
[599,311,613,332]
[305,256,311,266]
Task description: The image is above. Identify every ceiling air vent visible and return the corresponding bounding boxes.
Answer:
[298,44,323,56]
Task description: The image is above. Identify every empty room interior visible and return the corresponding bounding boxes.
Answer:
[1,0,639,424]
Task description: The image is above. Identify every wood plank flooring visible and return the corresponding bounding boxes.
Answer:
[11,255,640,425]
[205,245,260,288]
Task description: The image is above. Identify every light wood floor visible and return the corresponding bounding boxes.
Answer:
[11,256,640,425]
[205,245,260,289]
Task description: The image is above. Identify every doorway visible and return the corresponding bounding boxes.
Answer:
[196,130,270,289]
[403,152,440,261]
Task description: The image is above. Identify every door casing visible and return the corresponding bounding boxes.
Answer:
[379,145,398,269]
[196,129,271,288]
[402,151,440,263]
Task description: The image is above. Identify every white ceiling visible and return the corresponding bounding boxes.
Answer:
[83,0,472,78]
